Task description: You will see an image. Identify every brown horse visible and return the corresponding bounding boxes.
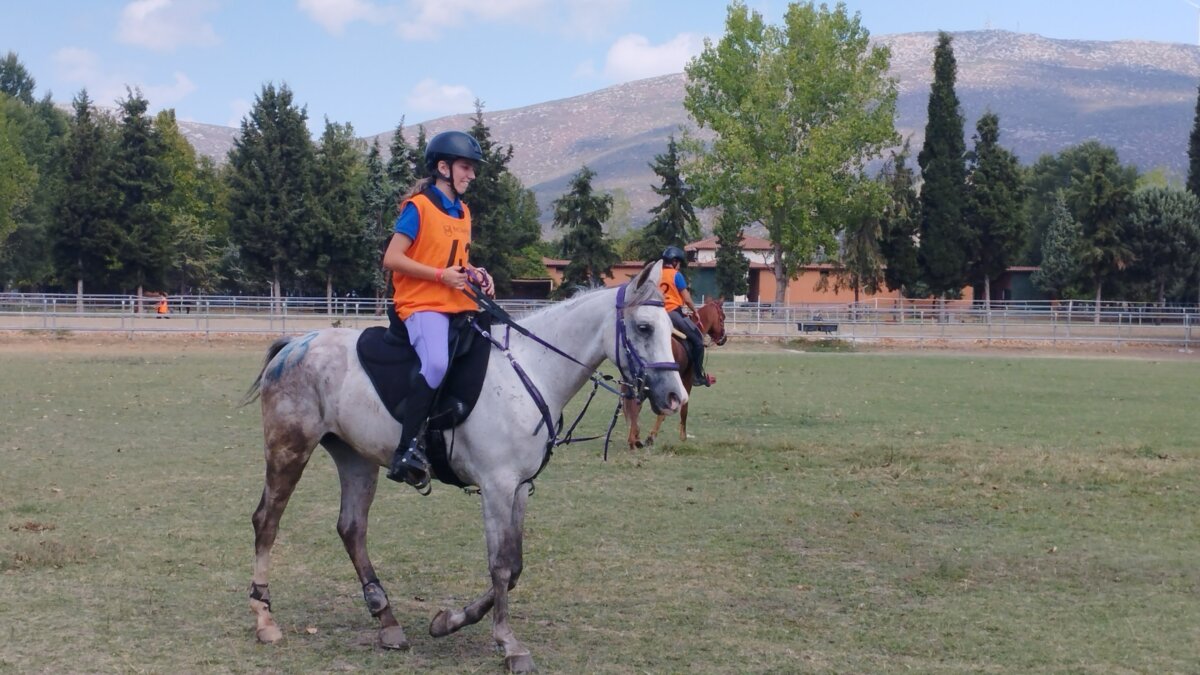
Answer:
[623,297,726,449]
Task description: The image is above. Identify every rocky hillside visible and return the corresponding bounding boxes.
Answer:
[180,30,1200,228]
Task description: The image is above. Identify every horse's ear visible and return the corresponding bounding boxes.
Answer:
[629,260,662,304]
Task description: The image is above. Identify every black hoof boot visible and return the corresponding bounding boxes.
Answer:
[387,442,432,494]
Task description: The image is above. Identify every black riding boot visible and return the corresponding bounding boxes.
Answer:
[691,342,711,386]
[386,378,438,491]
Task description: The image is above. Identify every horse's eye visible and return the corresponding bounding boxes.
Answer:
[636,322,653,335]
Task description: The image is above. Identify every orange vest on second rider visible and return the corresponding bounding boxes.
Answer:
[390,192,477,320]
[659,266,685,313]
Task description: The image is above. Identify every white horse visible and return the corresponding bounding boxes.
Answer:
[243,261,686,673]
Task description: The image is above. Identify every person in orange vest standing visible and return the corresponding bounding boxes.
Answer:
[156,295,170,318]
[381,130,494,490]
[659,246,714,387]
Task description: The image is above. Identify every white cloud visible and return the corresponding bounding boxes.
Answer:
[142,71,197,106]
[53,47,197,111]
[296,0,393,35]
[117,0,220,51]
[405,78,475,116]
[602,32,703,82]
[394,0,545,40]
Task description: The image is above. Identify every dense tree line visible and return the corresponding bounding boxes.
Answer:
[6,12,1200,309]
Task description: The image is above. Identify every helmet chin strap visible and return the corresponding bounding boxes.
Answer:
[436,160,459,200]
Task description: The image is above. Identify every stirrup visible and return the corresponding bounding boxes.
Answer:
[387,443,432,494]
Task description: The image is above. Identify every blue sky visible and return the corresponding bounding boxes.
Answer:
[2,1,1197,136]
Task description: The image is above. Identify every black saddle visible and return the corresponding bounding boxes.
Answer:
[356,313,492,487]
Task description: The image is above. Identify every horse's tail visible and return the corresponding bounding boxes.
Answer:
[240,336,294,407]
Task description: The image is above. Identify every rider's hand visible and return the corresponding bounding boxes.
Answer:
[439,266,469,290]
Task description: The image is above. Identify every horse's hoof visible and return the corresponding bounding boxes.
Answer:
[429,609,454,638]
[379,625,410,650]
[645,436,656,447]
[634,440,643,449]
[506,652,537,673]
[256,625,283,644]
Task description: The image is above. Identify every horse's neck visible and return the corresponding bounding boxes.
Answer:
[509,290,613,409]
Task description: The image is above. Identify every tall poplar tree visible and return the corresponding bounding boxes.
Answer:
[684,1,897,306]
[713,208,749,300]
[918,31,969,301]
[554,165,618,293]
[964,111,1026,309]
[227,82,317,300]
[634,135,700,261]
[0,101,34,250]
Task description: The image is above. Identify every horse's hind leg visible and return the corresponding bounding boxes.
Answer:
[323,436,409,650]
[250,417,321,644]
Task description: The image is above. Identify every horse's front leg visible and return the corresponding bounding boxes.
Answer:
[431,480,535,673]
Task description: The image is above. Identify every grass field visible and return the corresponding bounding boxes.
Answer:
[1,335,1198,673]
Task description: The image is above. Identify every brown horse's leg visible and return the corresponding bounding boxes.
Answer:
[621,385,643,449]
[323,437,409,650]
[250,418,320,644]
[649,341,689,446]
[430,481,535,673]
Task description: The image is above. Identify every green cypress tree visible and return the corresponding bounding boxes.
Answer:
[1188,84,1200,198]
[227,82,318,299]
[917,31,969,299]
[108,88,174,301]
[362,140,393,300]
[53,89,120,297]
[713,208,749,300]
[554,165,618,294]
[385,118,414,206]
[466,103,541,296]
[1032,191,1083,299]
[413,125,428,180]
[879,143,921,295]
[964,111,1027,308]
[311,119,369,310]
[634,135,700,260]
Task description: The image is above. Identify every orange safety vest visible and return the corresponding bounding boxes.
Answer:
[659,266,685,313]
[390,192,477,320]
[156,298,169,314]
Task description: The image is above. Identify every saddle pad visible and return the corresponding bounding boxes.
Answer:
[355,315,493,488]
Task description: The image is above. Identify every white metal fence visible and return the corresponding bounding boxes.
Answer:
[1,292,1196,348]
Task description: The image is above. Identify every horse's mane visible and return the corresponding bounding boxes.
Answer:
[520,280,664,323]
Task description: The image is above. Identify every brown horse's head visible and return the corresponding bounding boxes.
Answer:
[697,298,727,346]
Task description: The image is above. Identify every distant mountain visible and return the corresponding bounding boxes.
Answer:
[179,30,1200,229]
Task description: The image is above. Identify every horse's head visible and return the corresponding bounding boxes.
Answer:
[613,261,688,415]
[699,298,727,346]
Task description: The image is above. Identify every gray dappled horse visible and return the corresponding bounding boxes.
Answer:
[243,261,686,673]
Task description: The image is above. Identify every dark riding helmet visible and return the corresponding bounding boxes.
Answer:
[661,246,686,264]
[425,130,484,173]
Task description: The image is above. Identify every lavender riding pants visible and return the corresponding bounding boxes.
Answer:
[404,311,450,389]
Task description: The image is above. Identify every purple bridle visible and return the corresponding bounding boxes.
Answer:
[467,283,677,462]
[614,284,679,394]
